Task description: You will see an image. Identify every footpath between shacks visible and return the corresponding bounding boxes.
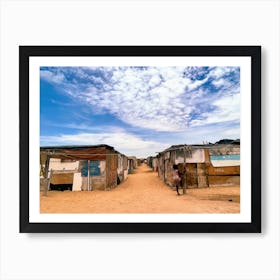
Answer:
[40,163,240,213]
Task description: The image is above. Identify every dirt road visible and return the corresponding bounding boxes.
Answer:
[40,164,240,213]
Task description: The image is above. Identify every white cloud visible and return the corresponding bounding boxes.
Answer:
[148,74,162,88]
[41,132,169,158]
[171,122,240,146]
[223,127,240,137]
[190,93,240,127]
[41,66,240,132]
[40,69,65,84]
[210,67,233,79]
[212,78,231,88]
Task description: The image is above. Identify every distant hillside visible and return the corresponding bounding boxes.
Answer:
[215,139,240,145]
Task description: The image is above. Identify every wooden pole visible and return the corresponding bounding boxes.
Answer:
[87,160,90,191]
[163,159,166,184]
[183,146,187,194]
[105,155,108,191]
[42,155,50,196]
[44,155,50,179]
[204,149,210,188]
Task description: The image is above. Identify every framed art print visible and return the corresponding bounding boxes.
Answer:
[19,46,261,233]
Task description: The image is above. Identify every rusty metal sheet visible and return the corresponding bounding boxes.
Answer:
[41,147,114,160]
[51,173,74,184]
[186,163,198,188]
[208,165,240,176]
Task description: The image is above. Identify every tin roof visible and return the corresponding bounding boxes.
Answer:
[40,144,117,160]
[159,143,240,154]
[40,144,115,150]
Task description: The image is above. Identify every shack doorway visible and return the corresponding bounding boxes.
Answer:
[80,160,101,191]
[50,183,73,191]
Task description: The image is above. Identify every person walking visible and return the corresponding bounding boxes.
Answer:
[173,164,181,195]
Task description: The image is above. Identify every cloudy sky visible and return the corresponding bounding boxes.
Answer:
[40,66,240,158]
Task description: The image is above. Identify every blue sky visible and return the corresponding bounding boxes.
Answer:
[40,66,240,158]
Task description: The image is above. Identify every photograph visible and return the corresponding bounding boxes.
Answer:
[20,46,261,232]
[39,65,241,214]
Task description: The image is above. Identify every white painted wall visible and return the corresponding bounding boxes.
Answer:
[73,173,82,191]
[124,170,128,180]
[49,158,79,171]
[175,149,205,164]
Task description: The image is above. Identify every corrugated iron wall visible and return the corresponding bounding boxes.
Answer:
[157,147,240,189]
[106,153,118,190]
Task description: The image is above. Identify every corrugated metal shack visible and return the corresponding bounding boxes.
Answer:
[117,153,128,183]
[127,156,138,174]
[40,145,128,192]
[147,156,158,172]
[146,156,153,169]
[157,144,240,189]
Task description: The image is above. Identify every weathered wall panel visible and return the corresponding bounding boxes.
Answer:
[197,163,208,188]
[51,173,74,185]
[49,158,79,171]
[117,155,128,183]
[186,163,198,188]
[152,158,158,172]
[208,175,240,186]
[175,149,205,164]
[73,173,82,191]
[208,165,240,176]
[106,154,118,190]
[157,145,240,189]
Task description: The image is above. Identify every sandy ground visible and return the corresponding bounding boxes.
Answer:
[40,163,240,213]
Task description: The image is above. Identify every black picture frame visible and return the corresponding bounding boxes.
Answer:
[19,46,261,233]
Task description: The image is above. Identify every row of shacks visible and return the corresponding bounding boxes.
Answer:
[147,143,240,190]
[40,145,138,193]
